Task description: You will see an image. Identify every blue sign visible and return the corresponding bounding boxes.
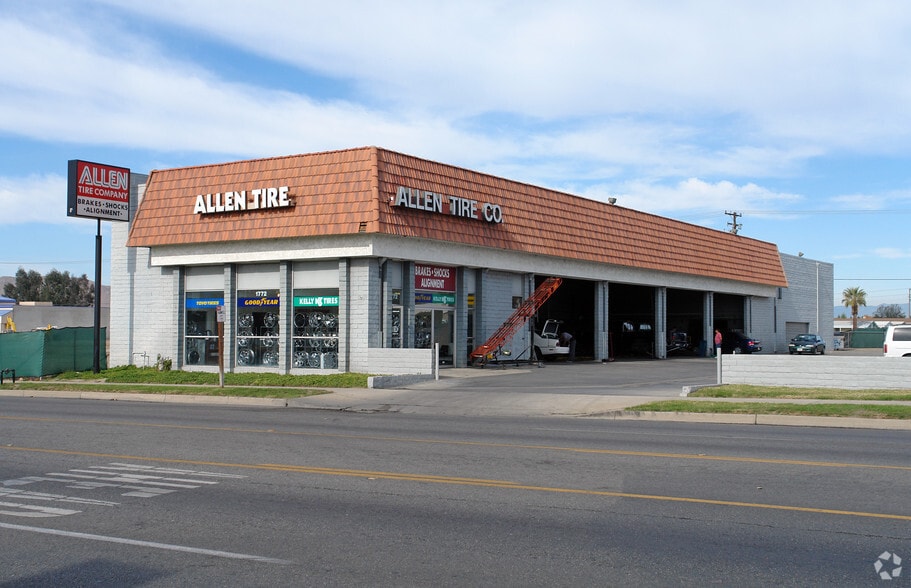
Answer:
[187,298,224,309]
[238,297,279,308]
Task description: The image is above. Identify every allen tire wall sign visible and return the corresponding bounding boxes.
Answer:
[67,160,131,222]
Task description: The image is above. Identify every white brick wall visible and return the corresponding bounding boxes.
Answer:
[366,348,434,375]
[110,224,179,367]
[723,355,911,389]
[345,258,379,372]
[478,271,532,358]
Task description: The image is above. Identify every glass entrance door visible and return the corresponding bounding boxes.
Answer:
[415,309,455,365]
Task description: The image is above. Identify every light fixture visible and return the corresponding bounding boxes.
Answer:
[608,197,617,205]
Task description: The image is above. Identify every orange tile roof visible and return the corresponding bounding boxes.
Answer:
[127,146,787,288]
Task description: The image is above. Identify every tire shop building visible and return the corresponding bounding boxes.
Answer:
[111,146,832,374]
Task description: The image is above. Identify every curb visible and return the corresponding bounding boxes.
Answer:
[0,389,289,407]
[594,410,911,430]
[3,389,910,430]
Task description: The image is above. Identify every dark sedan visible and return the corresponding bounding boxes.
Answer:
[722,330,762,354]
[789,334,826,355]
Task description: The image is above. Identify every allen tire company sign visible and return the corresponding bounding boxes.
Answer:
[67,160,131,222]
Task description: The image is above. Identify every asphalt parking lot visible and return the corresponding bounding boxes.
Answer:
[413,357,718,397]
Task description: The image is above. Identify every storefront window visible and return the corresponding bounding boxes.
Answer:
[292,290,339,369]
[387,262,403,349]
[391,305,402,348]
[236,289,280,366]
[414,264,456,364]
[185,291,222,366]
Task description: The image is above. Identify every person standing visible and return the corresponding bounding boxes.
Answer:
[560,330,576,362]
[713,329,722,356]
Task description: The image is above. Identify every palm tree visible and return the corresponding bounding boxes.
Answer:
[842,286,867,331]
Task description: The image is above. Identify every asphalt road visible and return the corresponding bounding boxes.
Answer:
[1,397,909,586]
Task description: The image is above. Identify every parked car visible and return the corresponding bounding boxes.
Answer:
[788,333,826,355]
[883,325,911,357]
[533,319,570,359]
[722,330,762,354]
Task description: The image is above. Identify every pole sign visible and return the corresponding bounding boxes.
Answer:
[67,160,131,222]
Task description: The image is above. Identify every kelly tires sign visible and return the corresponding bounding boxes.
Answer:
[67,160,131,222]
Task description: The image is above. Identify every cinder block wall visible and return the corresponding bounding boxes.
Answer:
[366,348,433,375]
[110,223,179,368]
[478,271,529,358]
[723,355,911,389]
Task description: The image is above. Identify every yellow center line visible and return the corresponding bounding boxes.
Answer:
[2,414,910,472]
[3,445,910,522]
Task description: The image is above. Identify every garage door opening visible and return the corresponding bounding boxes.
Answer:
[667,288,705,357]
[534,276,595,359]
[609,284,656,358]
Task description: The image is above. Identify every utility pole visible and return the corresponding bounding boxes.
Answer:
[725,210,742,234]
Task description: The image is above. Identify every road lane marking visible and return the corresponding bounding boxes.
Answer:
[0,522,291,564]
[3,445,910,522]
[1,462,246,518]
[0,488,118,507]
[0,502,82,517]
[3,414,909,472]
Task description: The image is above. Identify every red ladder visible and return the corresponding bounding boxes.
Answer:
[470,276,562,365]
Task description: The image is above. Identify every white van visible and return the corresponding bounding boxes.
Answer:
[883,325,911,357]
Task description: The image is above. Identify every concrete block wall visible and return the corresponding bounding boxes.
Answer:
[110,222,179,367]
[366,348,433,375]
[479,271,530,358]
[747,296,775,354]
[9,306,108,332]
[778,254,834,352]
[722,355,911,389]
[345,258,379,373]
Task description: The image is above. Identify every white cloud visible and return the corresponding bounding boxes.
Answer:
[0,174,75,225]
[578,177,802,218]
[872,247,911,259]
[1,1,910,227]
[87,0,911,151]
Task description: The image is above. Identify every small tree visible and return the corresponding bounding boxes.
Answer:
[873,303,905,319]
[41,270,94,306]
[3,267,94,306]
[841,286,867,331]
[3,268,44,301]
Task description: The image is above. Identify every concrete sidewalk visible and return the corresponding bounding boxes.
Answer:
[3,358,910,429]
[283,361,911,429]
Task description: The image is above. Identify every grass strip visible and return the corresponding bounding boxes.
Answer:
[628,400,911,419]
[690,384,911,401]
[44,365,370,388]
[6,382,329,398]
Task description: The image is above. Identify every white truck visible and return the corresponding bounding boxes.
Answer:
[533,319,570,359]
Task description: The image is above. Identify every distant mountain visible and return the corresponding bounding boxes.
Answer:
[0,275,110,307]
[833,304,908,318]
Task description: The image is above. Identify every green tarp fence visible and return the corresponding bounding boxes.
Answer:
[0,327,106,377]
[847,327,886,349]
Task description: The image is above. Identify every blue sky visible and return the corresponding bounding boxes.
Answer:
[2,1,911,309]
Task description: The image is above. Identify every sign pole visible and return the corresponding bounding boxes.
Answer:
[217,305,225,387]
[93,218,102,374]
